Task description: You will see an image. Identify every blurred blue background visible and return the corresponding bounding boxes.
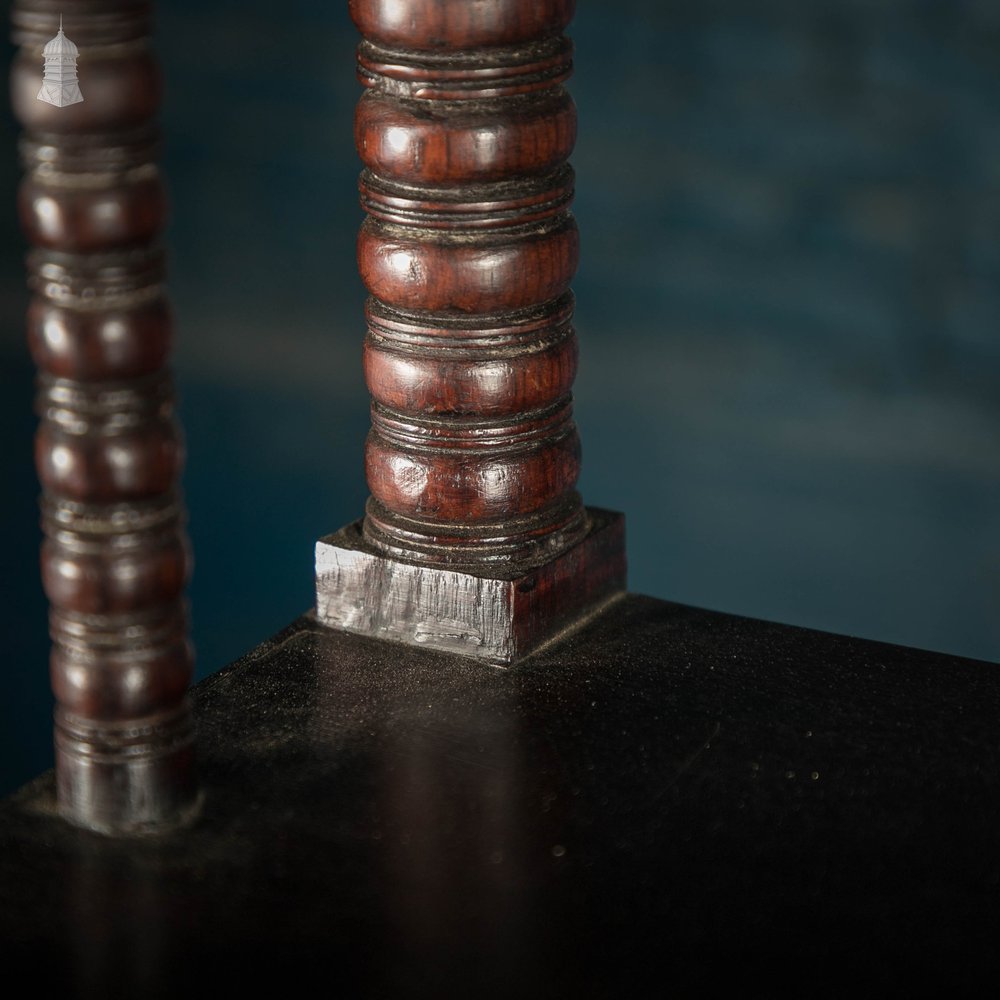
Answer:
[1,0,998,796]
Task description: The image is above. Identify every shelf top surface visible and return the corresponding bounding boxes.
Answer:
[2,594,998,993]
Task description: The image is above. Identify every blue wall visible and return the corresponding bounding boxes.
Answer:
[1,0,998,796]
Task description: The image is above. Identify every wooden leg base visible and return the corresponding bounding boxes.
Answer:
[315,508,626,665]
[54,702,200,836]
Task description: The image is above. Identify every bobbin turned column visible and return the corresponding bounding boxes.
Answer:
[316,0,625,664]
[11,1,198,832]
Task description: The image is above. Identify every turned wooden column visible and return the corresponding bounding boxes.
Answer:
[11,0,198,832]
[316,0,625,664]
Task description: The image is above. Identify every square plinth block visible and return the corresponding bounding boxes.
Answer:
[315,507,625,665]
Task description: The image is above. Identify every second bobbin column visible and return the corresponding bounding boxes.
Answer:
[317,0,625,664]
[11,0,198,832]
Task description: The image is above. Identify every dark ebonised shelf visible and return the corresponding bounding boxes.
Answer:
[2,595,998,995]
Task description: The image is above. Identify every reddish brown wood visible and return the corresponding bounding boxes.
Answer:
[352,0,593,569]
[348,0,576,51]
[355,90,577,183]
[358,217,579,313]
[11,0,198,833]
[317,0,625,662]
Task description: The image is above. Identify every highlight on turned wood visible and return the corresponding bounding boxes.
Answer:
[11,0,198,833]
[316,0,626,663]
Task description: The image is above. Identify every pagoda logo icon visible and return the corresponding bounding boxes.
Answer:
[37,16,83,107]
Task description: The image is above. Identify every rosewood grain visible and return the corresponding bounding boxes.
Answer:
[354,90,577,184]
[348,0,576,51]
[317,0,625,661]
[351,0,590,569]
[11,0,198,833]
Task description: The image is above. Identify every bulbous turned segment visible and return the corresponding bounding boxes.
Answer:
[349,0,576,50]
[42,489,198,833]
[11,0,199,832]
[316,0,625,664]
[359,286,590,567]
[352,0,588,573]
[364,397,586,563]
